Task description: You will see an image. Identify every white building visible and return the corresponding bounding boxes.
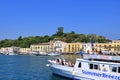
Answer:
[52,40,67,53]
[0,47,20,54]
[81,43,92,53]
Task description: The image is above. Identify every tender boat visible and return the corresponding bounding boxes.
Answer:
[6,52,18,55]
[48,52,60,56]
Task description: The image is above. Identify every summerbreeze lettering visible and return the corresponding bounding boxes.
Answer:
[82,70,120,80]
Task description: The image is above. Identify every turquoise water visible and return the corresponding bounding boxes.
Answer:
[0,55,69,80]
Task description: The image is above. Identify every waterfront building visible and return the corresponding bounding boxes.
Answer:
[81,43,93,53]
[94,40,120,53]
[0,47,20,54]
[30,43,52,53]
[64,43,81,53]
[52,40,67,53]
[19,48,31,54]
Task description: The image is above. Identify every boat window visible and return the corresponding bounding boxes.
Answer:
[112,67,117,72]
[89,64,93,69]
[118,67,120,73]
[94,64,98,70]
[78,62,81,68]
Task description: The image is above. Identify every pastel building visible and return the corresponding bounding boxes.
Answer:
[94,40,120,52]
[19,48,31,54]
[81,43,93,53]
[64,43,81,53]
[51,40,67,53]
[0,47,20,54]
[30,43,52,53]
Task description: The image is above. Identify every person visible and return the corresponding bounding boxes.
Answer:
[102,65,107,72]
[56,58,59,64]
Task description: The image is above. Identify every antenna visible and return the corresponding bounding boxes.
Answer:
[91,36,94,51]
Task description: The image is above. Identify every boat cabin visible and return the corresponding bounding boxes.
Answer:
[73,54,120,80]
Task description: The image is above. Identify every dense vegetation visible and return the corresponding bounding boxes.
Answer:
[0,27,107,48]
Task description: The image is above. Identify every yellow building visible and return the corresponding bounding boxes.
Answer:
[19,48,31,54]
[64,43,81,53]
[30,43,52,53]
[94,40,120,52]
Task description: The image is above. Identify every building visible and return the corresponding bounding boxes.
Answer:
[81,43,93,53]
[0,47,20,54]
[94,40,120,52]
[30,43,52,53]
[64,43,81,53]
[52,40,67,53]
[19,48,31,54]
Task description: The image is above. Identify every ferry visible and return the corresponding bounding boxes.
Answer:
[48,53,120,80]
[47,38,120,80]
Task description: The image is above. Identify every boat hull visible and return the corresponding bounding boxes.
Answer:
[51,67,73,79]
[50,62,93,80]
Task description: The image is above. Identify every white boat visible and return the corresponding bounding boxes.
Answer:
[6,52,18,55]
[48,52,60,56]
[48,53,120,80]
[39,52,48,56]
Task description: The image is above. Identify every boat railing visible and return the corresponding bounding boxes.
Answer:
[49,58,75,67]
[83,53,120,61]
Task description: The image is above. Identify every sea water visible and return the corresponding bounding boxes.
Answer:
[0,55,69,80]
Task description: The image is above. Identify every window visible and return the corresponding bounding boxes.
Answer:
[89,64,93,69]
[94,64,98,70]
[78,62,81,68]
[112,67,117,72]
[118,67,120,73]
[89,64,99,70]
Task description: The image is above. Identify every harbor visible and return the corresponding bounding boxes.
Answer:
[0,0,120,80]
[0,54,80,80]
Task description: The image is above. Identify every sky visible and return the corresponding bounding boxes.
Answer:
[0,0,120,40]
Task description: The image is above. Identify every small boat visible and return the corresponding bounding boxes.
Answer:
[6,52,18,55]
[39,52,48,56]
[48,52,60,56]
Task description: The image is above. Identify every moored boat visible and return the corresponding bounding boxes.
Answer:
[48,52,60,56]
[48,37,120,80]
[48,53,120,80]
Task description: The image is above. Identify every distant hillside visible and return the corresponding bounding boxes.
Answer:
[0,27,107,48]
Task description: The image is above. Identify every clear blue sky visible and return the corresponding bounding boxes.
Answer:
[0,0,120,40]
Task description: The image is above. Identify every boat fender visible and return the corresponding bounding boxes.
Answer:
[72,70,75,75]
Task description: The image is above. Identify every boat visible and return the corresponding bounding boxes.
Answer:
[39,52,48,56]
[48,52,60,56]
[5,52,18,55]
[48,37,120,80]
[29,51,47,56]
[8,53,17,55]
[48,53,120,80]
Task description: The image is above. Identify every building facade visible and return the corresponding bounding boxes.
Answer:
[94,40,120,52]
[0,47,20,54]
[51,40,67,53]
[19,48,31,54]
[30,43,52,53]
[64,43,81,53]
[81,43,93,53]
